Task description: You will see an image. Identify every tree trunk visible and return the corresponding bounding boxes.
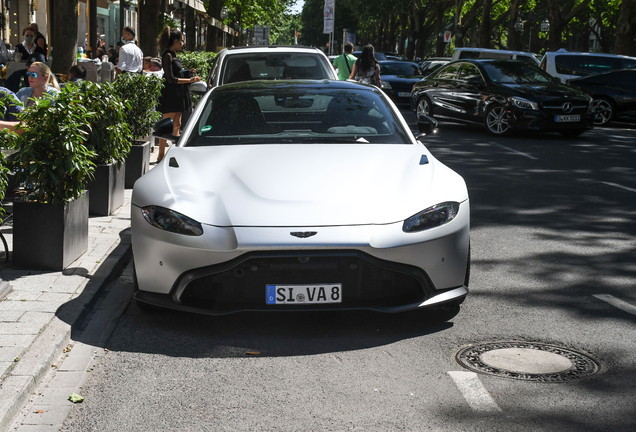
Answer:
[507,0,522,51]
[206,0,224,52]
[398,12,408,55]
[186,7,196,51]
[140,0,161,57]
[406,8,417,60]
[614,0,636,55]
[478,0,493,49]
[51,0,79,75]
[435,7,445,57]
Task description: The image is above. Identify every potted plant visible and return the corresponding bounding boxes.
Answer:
[8,86,96,270]
[78,81,132,216]
[113,73,162,188]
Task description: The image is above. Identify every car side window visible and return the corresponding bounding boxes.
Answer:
[458,64,482,82]
[434,64,461,80]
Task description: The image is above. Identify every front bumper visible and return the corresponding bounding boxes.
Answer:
[506,104,594,132]
[131,200,470,315]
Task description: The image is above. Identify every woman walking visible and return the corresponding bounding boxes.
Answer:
[349,44,381,87]
[157,27,201,163]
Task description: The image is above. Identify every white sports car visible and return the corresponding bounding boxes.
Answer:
[131,80,470,316]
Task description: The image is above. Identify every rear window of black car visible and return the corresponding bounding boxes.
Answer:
[186,86,411,146]
[380,63,422,76]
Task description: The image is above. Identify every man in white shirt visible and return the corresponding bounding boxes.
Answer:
[116,26,143,76]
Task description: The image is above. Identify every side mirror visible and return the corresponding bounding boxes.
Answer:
[190,81,208,95]
[466,76,484,88]
[415,114,438,139]
[153,118,179,141]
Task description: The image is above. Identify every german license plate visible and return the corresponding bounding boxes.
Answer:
[266,284,342,305]
[398,92,410,97]
[555,115,580,122]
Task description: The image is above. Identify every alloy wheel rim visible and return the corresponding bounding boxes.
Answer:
[487,106,509,134]
[592,99,612,125]
[417,99,430,117]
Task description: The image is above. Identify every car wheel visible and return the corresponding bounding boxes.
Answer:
[484,104,511,136]
[558,129,587,138]
[416,96,432,117]
[591,97,614,126]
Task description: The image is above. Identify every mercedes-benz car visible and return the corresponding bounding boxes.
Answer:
[410,59,594,136]
[132,80,470,316]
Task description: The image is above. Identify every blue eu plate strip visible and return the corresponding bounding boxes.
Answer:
[266,285,276,304]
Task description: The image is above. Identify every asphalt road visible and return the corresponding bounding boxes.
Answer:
[53,111,636,431]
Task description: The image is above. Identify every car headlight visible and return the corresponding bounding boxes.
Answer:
[382,81,392,89]
[403,202,460,233]
[509,96,538,110]
[141,206,203,236]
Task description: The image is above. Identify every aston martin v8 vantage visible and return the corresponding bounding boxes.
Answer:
[131,80,470,315]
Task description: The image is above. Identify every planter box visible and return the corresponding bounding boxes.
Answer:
[125,141,150,189]
[13,191,89,270]
[87,163,126,216]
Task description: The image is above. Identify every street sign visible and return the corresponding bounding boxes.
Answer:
[444,31,452,43]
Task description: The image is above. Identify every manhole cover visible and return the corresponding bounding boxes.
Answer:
[455,341,601,382]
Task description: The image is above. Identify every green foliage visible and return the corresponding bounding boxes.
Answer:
[10,86,96,205]
[74,81,133,166]
[158,14,180,38]
[113,73,163,140]
[177,50,218,83]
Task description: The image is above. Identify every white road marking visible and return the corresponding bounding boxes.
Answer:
[489,142,538,160]
[601,182,636,193]
[448,371,502,412]
[593,294,636,316]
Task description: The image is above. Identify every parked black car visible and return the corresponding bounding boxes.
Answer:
[379,61,424,104]
[419,58,450,76]
[410,59,595,136]
[567,69,636,126]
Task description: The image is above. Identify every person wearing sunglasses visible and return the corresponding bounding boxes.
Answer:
[15,62,60,107]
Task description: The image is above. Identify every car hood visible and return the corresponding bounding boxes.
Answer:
[132,144,468,227]
[499,83,590,101]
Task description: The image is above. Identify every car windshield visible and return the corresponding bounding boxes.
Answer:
[185,84,411,146]
[481,61,553,84]
[220,53,332,84]
[380,63,422,76]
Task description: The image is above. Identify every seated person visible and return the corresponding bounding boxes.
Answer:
[61,65,86,88]
[143,56,164,77]
[0,87,23,121]
[5,52,46,93]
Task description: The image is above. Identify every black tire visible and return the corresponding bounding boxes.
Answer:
[416,96,433,118]
[591,97,614,126]
[484,104,511,136]
[558,129,587,138]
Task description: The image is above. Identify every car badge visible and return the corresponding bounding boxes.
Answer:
[562,102,573,113]
[290,231,317,238]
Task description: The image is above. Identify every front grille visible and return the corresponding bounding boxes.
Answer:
[541,101,588,115]
[177,251,430,312]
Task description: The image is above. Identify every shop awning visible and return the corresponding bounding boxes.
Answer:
[177,0,207,13]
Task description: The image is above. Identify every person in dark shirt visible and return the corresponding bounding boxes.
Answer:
[0,86,23,122]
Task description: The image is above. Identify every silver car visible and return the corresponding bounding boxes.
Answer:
[132,80,470,316]
[206,45,336,89]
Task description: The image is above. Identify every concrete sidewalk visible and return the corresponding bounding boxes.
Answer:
[0,144,164,431]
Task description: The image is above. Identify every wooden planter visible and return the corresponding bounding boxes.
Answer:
[13,191,89,270]
[87,162,126,216]
[125,141,150,189]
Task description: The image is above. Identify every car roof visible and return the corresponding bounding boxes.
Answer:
[454,47,537,56]
[224,45,323,53]
[212,79,382,93]
[542,51,636,60]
